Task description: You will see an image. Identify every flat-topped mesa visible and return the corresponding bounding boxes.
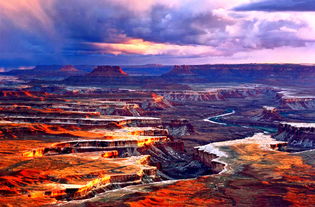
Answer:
[87,66,128,77]
[160,65,205,83]
[280,97,315,110]
[59,65,79,72]
[159,64,315,85]
[165,65,195,76]
[274,122,315,149]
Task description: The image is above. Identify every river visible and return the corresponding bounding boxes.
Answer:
[204,109,277,134]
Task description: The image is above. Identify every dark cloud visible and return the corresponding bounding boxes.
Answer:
[135,5,233,45]
[48,2,232,46]
[235,0,315,12]
[49,1,307,55]
[0,0,314,66]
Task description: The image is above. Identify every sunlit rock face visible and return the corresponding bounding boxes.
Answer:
[87,65,128,77]
[138,93,172,111]
[275,122,315,149]
[0,90,51,99]
[0,87,210,206]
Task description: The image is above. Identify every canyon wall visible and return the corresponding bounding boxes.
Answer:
[274,122,315,149]
[162,64,315,86]
[280,97,315,110]
[157,87,278,102]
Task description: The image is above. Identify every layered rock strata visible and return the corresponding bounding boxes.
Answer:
[157,87,278,102]
[275,122,315,149]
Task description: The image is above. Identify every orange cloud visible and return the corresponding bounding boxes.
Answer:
[88,38,222,56]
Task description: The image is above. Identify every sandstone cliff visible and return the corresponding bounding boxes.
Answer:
[274,122,315,149]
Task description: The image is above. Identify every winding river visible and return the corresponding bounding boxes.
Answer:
[203,109,235,125]
[204,109,277,133]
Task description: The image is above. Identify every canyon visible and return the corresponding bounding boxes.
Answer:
[0,64,314,206]
[61,133,315,207]
[0,87,209,206]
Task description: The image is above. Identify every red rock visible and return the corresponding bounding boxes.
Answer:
[256,106,282,121]
[87,66,128,77]
[59,65,79,72]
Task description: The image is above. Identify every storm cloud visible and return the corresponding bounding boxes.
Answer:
[235,0,315,12]
[0,0,315,66]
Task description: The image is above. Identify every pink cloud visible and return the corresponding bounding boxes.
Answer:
[88,38,223,56]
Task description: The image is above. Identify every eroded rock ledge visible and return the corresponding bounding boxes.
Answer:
[275,122,315,149]
[194,133,288,174]
[18,131,209,202]
[58,133,315,207]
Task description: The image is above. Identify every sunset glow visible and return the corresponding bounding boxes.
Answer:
[1,0,315,66]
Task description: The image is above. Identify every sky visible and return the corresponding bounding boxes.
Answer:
[0,0,315,67]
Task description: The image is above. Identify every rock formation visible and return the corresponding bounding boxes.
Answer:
[0,86,211,206]
[274,122,315,149]
[280,97,315,110]
[161,64,315,86]
[254,106,282,121]
[165,65,195,76]
[1,65,84,79]
[163,120,194,137]
[59,65,79,72]
[195,133,288,173]
[157,87,278,102]
[87,65,128,77]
